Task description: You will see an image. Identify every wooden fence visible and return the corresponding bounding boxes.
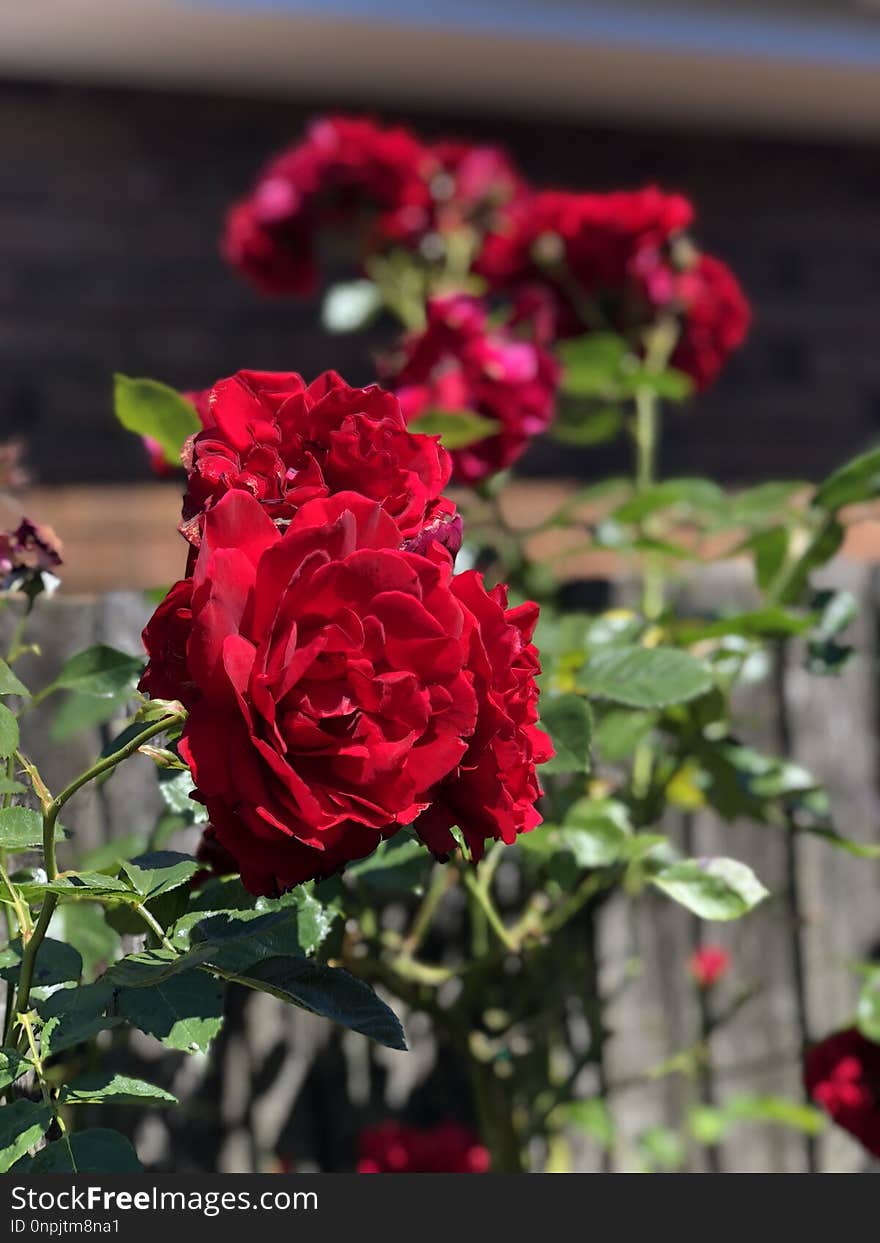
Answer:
[3,557,880,1173]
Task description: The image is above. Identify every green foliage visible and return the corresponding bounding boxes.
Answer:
[0,806,66,852]
[651,857,769,921]
[408,409,500,449]
[16,1129,143,1174]
[47,644,144,699]
[0,1100,52,1172]
[0,937,82,987]
[540,693,593,774]
[113,374,199,469]
[0,658,29,698]
[63,1073,177,1107]
[116,971,224,1055]
[581,645,713,708]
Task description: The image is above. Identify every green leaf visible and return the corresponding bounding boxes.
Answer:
[813,445,880,513]
[723,482,807,528]
[50,689,131,742]
[0,806,67,852]
[672,607,813,643]
[560,797,632,867]
[651,857,769,921]
[408,409,500,450]
[0,658,29,698]
[724,1094,825,1136]
[806,589,856,676]
[613,479,724,525]
[743,527,789,593]
[157,767,208,823]
[540,694,593,774]
[63,1073,176,1107]
[18,871,132,903]
[187,879,338,956]
[856,971,880,1043]
[39,983,122,1058]
[550,406,623,447]
[0,1099,51,1172]
[347,837,432,893]
[637,1126,686,1172]
[47,644,144,699]
[0,1047,32,1091]
[122,851,199,900]
[594,708,656,761]
[222,957,406,1050]
[0,703,19,759]
[581,646,713,709]
[103,944,217,988]
[17,1128,142,1174]
[557,333,630,397]
[559,1098,615,1149]
[116,971,224,1055]
[0,937,82,987]
[0,779,25,796]
[61,903,120,979]
[114,374,200,469]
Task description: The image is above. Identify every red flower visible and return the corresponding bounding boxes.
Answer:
[476,187,694,326]
[477,188,749,389]
[180,370,457,558]
[688,945,731,989]
[140,490,550,893]
[388,294,559,484]
[223,115,432,297]
[665,254,751,391]
[424,141,529,242]
[357,1122,490,1173]
[804,1028,880,1157]
[414,570,553,861]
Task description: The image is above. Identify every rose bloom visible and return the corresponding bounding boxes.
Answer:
[804,1028,880,1157]
[688,945,731,989]
[388,294,559,484]
[180,370,459,558]
[223,115,433,296]
[357,1122,490,1174]
[140,489,551,894]
[477,187,748,389]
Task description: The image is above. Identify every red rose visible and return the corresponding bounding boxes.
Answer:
[388,294,559,484]
[687,945,730,989]
[804,1028,880,1157]
[180,370,457,558]
[140,489,550,893]
[357,1122,490,1173]
[666,254,751,391]
[222,115,432,297]
[476,187,694,327]
[414,570,552,861]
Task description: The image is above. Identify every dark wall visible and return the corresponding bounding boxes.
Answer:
[2,78,880,486]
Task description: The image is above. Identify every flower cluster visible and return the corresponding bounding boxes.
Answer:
[222,116,750,485]
[804,1028,880,1158]
[357,1122,489,1173]
[386,294,559,484]
[140,370,551,894]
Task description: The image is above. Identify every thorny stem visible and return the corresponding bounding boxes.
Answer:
[11,712,185,1035]
[771,639,818,1174]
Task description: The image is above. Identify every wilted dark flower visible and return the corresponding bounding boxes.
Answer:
[0,518,63,597]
